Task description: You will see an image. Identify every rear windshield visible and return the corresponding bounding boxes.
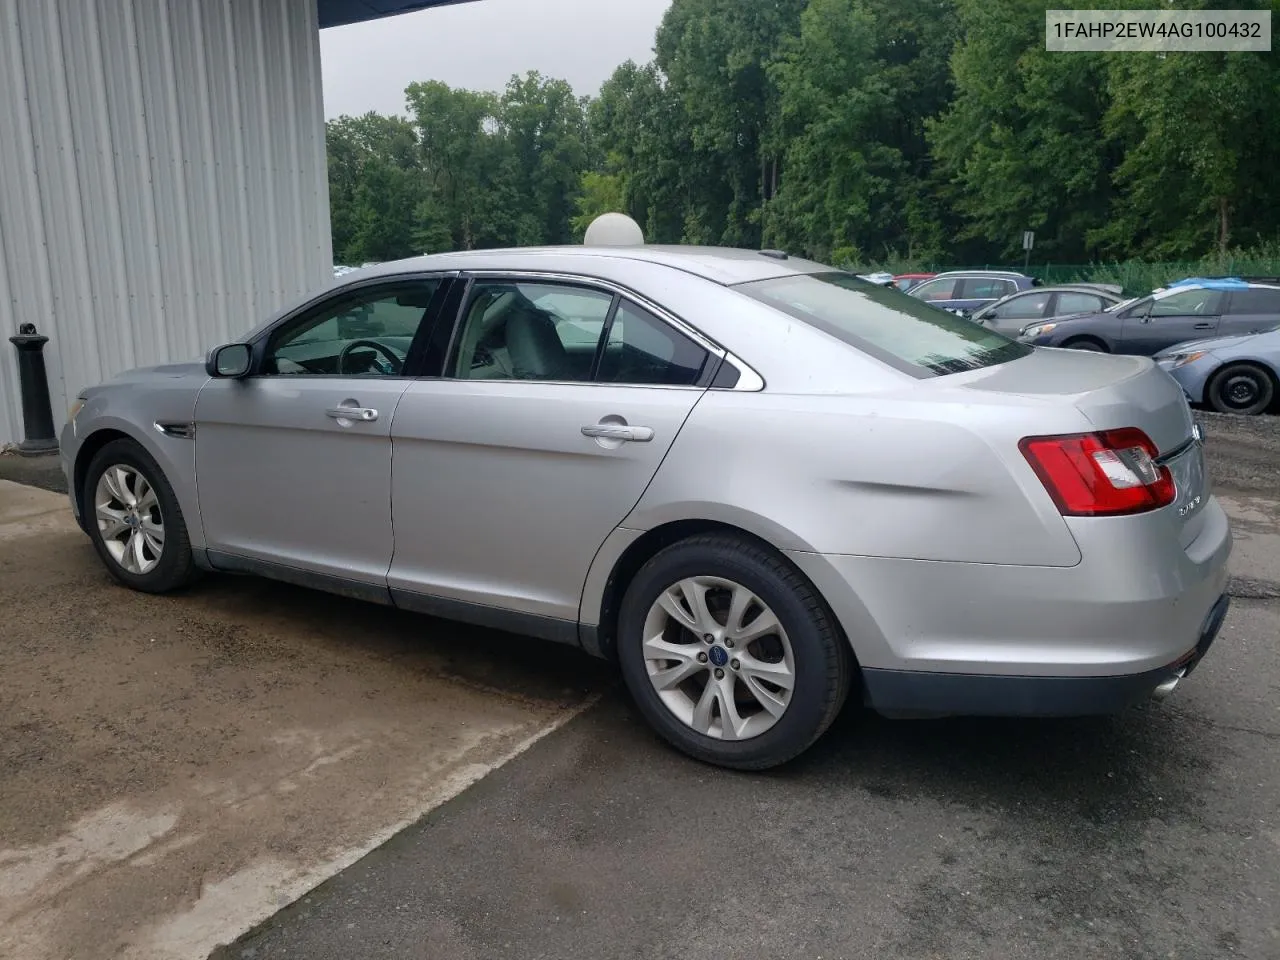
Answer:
[736,271,1031,377]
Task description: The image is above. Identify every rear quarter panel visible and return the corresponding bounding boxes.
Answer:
[622,388,1087,567]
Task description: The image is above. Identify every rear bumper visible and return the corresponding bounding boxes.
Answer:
[786,493,1232,714]
[861,593,1229,717]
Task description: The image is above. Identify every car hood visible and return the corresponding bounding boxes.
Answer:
[86,360,208,394]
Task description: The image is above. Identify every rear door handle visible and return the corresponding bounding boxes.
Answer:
[326,406,378,422]
[1193,323,1213,330]
[581,424,654,442]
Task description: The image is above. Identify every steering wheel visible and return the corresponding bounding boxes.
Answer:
[338,338,404,375]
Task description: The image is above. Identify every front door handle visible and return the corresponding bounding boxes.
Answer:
[581,424,654,442]
[1193,323,1213,330]
[326,406,378,422]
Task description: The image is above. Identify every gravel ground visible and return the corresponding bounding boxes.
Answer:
[1198,411,1280,496]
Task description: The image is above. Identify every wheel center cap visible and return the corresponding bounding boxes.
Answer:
[708,646,729,668]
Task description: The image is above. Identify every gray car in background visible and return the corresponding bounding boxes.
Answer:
[1020,281,1280,354]
[1156,326,1280,416]
[970,284,1124,335]
[59,246,1231,769]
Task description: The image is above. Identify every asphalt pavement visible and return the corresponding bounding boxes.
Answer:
[213,597,1279,960]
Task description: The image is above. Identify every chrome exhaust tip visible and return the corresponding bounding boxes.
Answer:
[1152,671,1184,702]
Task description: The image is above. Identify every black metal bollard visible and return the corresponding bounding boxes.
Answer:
[9,322,59,456]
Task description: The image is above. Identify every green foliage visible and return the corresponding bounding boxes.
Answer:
[328,72,591,264]
[327,0,1280,274]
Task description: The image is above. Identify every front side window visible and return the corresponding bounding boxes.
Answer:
[961,278,1015,300]
[1148,289,1224,318]
[265,280,442,376]
[738,272,1030,378]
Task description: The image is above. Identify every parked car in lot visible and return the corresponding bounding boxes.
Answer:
[1019,279,1280,355]
[60,245,1231,770]
[969,284,1125,335]
[1156,325,1280,416]
[906,270,1039,314]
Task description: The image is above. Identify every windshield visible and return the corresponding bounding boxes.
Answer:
[737,272,1031,378]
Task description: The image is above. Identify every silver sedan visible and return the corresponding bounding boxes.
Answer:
[60,246,1232,769]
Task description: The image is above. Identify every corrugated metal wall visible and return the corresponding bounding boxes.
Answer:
[0,0,332,448]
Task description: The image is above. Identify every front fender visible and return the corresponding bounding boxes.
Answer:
[67,404,204,552]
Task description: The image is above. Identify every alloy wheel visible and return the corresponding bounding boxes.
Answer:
[641,576,795,740]
[95,465,165,575]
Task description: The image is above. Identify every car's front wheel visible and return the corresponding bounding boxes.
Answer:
[84,438,198,593]
[1206,362,1275,416]
[617,533,853,770]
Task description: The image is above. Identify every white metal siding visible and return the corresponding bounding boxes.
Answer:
[0,0,332,448]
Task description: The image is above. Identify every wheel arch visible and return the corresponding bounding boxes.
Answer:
[73,427,135,527]
[72,419,203,549]
[579,516,847,665]
[1060,334,1110,352]
[1206,358,1280,410]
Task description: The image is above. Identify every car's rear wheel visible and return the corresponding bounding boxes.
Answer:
[617,533,853,770]
[1206,362,1275,416]
[1062,337,1108,352]
[84,438,198,593]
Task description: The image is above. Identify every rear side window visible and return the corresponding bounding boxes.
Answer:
[908,278,958,301]
[738,272,1031,378]
[1055,292,1105,315]
[994,291,1051,320]
[1227,288,1280,314]
[960,278,1015,300]
[597,301,708,386]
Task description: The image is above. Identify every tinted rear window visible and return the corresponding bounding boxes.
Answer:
[737,272,1031,377]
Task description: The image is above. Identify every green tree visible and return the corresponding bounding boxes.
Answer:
[926,0,1113,262]
[1100,46,1280,258]
[654,0,807,246]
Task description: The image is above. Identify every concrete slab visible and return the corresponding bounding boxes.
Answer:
[0,502,610,960]
[0,477,75,541]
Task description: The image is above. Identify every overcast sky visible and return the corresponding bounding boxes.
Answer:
[320,0,672,119]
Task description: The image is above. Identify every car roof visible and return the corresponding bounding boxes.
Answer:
[1152,280,1280,298]
[931,270,1030,279]
[1002,283,1116,294]
[344,245,835,287]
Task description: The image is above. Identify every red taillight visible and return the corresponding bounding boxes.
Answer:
[1019,427,1176,517]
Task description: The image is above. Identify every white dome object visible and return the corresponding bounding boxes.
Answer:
[584,212,644,246]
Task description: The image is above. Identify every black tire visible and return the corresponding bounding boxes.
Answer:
[83,438,199,593]
[1206,362,1275,417]
[616,533,854,770]
[1062,337,1108,352]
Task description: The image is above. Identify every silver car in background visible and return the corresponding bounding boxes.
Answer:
[60,246,1232,769]
[1156,326,1280,416]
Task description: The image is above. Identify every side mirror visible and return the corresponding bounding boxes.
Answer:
[207,343,252,378]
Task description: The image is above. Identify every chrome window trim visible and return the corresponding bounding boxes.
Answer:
[452,269,766,392]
